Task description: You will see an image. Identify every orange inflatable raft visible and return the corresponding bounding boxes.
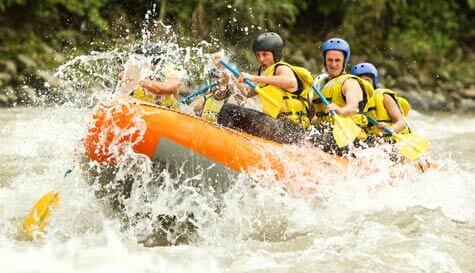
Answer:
[83,100,355,191]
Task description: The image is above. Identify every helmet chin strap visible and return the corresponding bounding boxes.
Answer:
[273,51,281,62]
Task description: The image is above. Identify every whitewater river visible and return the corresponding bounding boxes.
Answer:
[0,106,474,273]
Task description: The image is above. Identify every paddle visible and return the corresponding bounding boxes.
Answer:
[22,81,214,239]
[311,84,362,147]
[23,164,74,239]
[24,77,217,239]
[23,192,59,239]
[218,60,281,118]
[366,115,430,160]
[179,81,219,104]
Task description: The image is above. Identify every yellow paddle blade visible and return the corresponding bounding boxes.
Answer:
[254,86,281,118]
[23,191,60,240]
[332,114,362,147]
[393,133,431,160]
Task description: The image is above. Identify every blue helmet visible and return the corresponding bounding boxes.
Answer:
[350,62,379,88]
[322,38,351,68]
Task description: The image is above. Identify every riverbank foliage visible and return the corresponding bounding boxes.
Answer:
[0,0,474,109]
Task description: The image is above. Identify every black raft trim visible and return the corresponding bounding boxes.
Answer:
[217,103,305,144]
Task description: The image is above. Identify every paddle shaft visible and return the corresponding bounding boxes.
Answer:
[218,60,283,118]
[366,115,396,135]
[310,83,363,147]
[311,85,337,117]
[179,81,219,104]
[219,60,257,90]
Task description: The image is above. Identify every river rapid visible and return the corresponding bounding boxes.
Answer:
[0,105,473,273]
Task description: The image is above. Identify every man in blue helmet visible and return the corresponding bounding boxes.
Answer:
[303,38,375,155]
[350,62,411,139]
[309,38,375,139]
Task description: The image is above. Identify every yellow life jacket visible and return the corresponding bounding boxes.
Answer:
[201,94,226,123]
[257,61,312,128]
[301,73,329,102]
[132,86,179,110]
[366,88,411,136]
[312,74,375,139]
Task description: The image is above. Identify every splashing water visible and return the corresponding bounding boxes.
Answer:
[0,16,474,273]
[1,106,473,273]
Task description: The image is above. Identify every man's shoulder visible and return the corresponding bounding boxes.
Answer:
[275,62,292,71]
[342,77,363,93]
[274,63,297,80]
[343,76,360,85]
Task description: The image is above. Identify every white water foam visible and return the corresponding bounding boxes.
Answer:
[1,15,474,272]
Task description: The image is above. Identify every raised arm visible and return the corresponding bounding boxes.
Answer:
[243,65,299,93]
[140,73,181,97]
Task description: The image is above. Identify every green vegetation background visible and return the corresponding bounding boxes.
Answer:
[0,0,474,110]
